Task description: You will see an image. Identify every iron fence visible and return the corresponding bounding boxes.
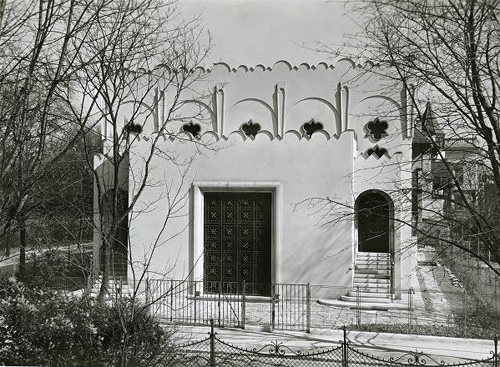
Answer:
[173,321,500,367]
[147,279,311,331]
[146,279,500,336]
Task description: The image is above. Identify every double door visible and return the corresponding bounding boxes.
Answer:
[204,192,272,295]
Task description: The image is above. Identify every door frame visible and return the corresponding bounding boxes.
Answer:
[354,189,395,296]
[190,182,282,289]
[354,189,394,254]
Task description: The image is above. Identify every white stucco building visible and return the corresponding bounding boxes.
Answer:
[94,59,417,302]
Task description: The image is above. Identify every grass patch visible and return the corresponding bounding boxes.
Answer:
[350,321,499,340]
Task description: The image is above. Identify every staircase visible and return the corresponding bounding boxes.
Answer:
[89,276,134,300]
[340,252,392,304]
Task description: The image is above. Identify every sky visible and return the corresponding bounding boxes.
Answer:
[177,0,360,68]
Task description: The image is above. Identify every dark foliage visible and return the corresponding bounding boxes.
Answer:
[0,276,179,366]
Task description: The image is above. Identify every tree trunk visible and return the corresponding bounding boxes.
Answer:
[98,239,111,301]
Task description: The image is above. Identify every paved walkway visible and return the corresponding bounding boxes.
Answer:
[171,248,497,363]
[173,325,496,363]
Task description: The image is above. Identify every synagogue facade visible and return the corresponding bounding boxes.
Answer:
[94,59,417,300]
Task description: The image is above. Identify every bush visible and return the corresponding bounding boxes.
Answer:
[0,275,178,366]
[21,248,90,290]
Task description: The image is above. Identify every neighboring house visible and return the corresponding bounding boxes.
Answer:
[94,60,417,302]
[411,102,487,246]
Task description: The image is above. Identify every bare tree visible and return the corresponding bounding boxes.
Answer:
[0,0,106,270]
[0,0,209,289]
[2,0,211,364]
[73,2,209,301]
[317,0,500,275]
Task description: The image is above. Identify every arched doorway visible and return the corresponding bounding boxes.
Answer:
[355,190,393,253]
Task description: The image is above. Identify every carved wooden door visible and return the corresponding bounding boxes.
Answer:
[204,192,271,295]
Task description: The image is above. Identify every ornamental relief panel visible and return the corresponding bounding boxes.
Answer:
[168,82,350,141]
[144,82,401,152]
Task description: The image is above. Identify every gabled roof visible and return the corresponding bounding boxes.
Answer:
[412,102,446,158]
[418,102,445,138]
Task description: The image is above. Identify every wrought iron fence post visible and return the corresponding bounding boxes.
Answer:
[407,287,414,333]
[493,336,498,367]
[306,283,311,333]
[241,281,246,330]
[210,319,216,367]
[169,279,174,322]
[271,283,276,331]
[342,325,348,367]
[218,281,222,327]
[356,285,361,326]
[390,258,395,301]
[193,281,197,324]
[463,289,467,338]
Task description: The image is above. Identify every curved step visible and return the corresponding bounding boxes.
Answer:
[348,291,390,298]
[351,286,390,293]
[340,295,391,303]
[354,274,391,285]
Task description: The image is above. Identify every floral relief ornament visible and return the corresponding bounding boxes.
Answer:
[365,117,389,141]
[366,145,389,158]
[302,119,323,138]
[182,121,201,138]
[241,120,261,138]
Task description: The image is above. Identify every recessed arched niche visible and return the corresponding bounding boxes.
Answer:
[166,100,215,136]
[227,98,276,137]
[355,190,394,253]
[285,98,339,137]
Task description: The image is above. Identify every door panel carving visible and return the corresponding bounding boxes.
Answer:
[204,192,272,295]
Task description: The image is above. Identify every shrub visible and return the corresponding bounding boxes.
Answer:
[22,248,90,290]
[0,275,178,366]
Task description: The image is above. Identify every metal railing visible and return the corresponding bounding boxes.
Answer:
[173,321,500,367]
[147,279,311,331]
[145,279,500,336]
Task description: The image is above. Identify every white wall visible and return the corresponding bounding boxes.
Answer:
[101,59,415,291]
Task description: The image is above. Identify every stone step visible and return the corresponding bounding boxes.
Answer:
[347,252,393,306]
[355,268,390,275]
[351,286,390,293]
[356,259,391,266]
[354,277,390,284]
[356,259,390,266]
[348,290,390,298]
[340,295,391,303]
[90,278,133,298]
[355,264,391,271]
[352,279,391,289]
[318,299,407,311]
[356,252,390,258]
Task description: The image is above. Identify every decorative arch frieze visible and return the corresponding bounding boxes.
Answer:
[286,97,340,138]
[274,82,286,138]
[231,98,277,138]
